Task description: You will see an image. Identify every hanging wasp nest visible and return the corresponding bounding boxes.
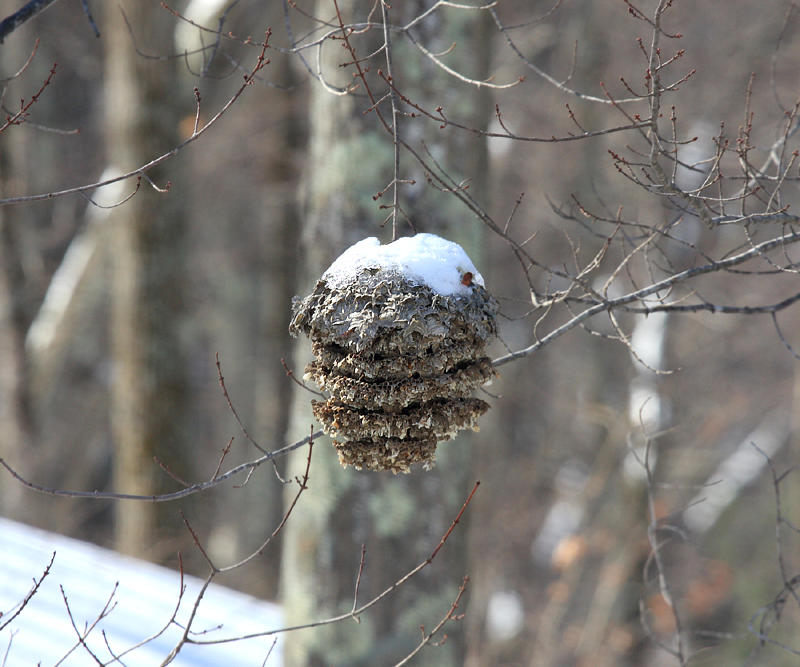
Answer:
[290,234,497,473]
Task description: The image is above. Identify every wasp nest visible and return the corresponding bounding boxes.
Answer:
[290,234,497,473]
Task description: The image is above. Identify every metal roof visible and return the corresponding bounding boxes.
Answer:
[0,517,283,665]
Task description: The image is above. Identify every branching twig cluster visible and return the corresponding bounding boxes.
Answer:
[747,445,800,660]
[0,22,273,206]
[0,43,56,135]
[0,342,479,664]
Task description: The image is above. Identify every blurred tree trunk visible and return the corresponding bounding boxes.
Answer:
[0,31,45,523]
[232,49,305,599]
[0,168,35,522]
[104,2,191,559]
[465,9,651,665]
[279,2,489,664]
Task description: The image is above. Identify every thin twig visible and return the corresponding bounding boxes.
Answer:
[0,430,322,502]
[394,576,469,666]
[0,29,272,206]
[0,0,59,43]
[216,353,267,453]
[186,481,481,646]
[380,0,401,240]
[0,552,55,632]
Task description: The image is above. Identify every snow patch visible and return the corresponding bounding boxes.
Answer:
[683,413,788,533]
[175,0,228,54]
[0,517,282,665]
[486,589,525,641]
[322,233,484,296]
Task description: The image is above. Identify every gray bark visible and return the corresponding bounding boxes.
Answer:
[104,1,191,559]
[279,2,490,664]
[0,31,44,523]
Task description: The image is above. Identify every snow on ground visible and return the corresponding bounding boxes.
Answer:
[322,234,485,296]
[0,517,282,666]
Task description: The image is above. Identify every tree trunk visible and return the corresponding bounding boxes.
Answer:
[104,1,191,560]
[0,190,36,521]
[279,2,489,664]
[0,30,44,523]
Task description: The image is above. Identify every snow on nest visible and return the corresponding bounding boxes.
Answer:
[322,233,485,297]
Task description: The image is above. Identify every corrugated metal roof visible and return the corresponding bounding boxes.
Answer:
[0,517,283,665]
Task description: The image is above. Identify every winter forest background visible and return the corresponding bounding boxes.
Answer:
[1,0,799,665]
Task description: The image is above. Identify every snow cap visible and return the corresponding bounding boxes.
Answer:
[322,233,485,296]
